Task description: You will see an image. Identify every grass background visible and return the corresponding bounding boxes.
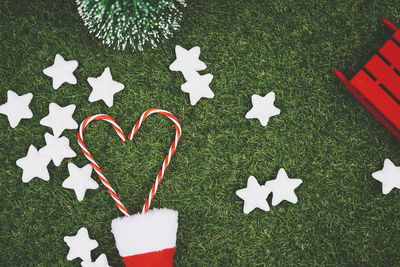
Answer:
[1,0,400,266]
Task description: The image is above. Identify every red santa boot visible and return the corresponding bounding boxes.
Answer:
[111,208,178,267]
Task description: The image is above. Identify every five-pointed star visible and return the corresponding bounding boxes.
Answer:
[39,133,76,167]
[0,90,33,128]
[62,163,99,201]
[245,92,281,126]
[64,227,98,262]
[372,159,400,194]
[43,54,78,89]
[181,73,214,106]
[169,45,207,81]
[40,103,78,137]
[81,254,111,267]
[265,168,302,206]
[87,67,125,107]
[16,145,51,183]
[236,176,272,214]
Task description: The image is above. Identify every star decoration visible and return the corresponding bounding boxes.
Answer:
[39,133,76,167]
[236,176,272,214]
[62,163,99,201]
[265,168,302,206]
[40,103,78,137]
[43,54,78,89]
[64,227,98,262]
[16,145,51,183]
[81,254,112,267]
[181,73,214,106]
[245,92,281,126]
[87,67,125,107]
[169,45,206,81]
[0,90,33,128]
[372,159,400,194]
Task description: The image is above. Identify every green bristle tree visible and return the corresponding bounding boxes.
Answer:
[76,0,186,51]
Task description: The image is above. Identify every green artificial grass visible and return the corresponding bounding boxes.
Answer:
[1,0,400,266]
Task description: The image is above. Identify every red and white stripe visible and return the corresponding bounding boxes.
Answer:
[77,114,129,216]
[77,109,181,216]
[128,108,181,213]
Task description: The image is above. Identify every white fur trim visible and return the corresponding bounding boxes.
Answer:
[111,208,178,257]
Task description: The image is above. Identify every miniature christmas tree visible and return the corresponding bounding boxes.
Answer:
[76,0,186,51]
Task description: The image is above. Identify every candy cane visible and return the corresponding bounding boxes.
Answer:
[77,109,181,216]
[77,114,129,216]
[128,108,181,213]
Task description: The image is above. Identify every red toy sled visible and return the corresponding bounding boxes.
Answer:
[334,18,400,140]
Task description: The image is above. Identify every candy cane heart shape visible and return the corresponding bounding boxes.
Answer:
[77,109,182,216]
[78,109,182,267]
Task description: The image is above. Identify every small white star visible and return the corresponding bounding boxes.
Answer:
[181,73,214,106]
[43,54,78,90]
[245,92,281,126]
[236,176,272,214]
[64,227,98,262]
[40,103,78,137]
[372,159,400,194]
[81,254,112,267]
[265,168,302,206]
[62,163,99,201]
[87,67,125,107]
[169,45,207,81]
[16,145,51,183]
[39,133,76,167]
[0,90,33,128]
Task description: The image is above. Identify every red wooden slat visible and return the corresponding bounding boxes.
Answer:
[351,70,400,130]
[393,30,400,42]
[379,40,400,71]
[364,54,400,101]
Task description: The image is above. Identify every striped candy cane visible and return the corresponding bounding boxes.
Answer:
[128,108,182,213]
[77,114,129,216]
[77,109,181,216]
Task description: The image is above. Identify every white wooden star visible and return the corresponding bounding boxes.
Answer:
[169,45,206,81]
[372,159,400,194]
[16,145,51,183]
[265,168,302,206]
[40,103,78,137]
[236,176,272,214]
[81,254,112,267]
[245,92,280,126]
[39,133,76,167]
[64,227,98,262]
[43,54,78,90]
[181,73,214,106]
[87,67,125,107]
[0,90,33,128]
[62,163,99,201]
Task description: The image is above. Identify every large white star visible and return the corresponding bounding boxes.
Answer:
[265,168,302,206]
[169,45,206,81]
[40,103,78,137]
[81,254,112,267]
[245,92,280,126]
[0,90,33,128]
[16,145,51,183]
[64,227,98,262]
[372,159,400,194]
[181,73,214,106]
[39,133,76,167]
[62,163,99,201]
[43,54,78,90]
[87,67,125,107]
[236,176,272,214]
